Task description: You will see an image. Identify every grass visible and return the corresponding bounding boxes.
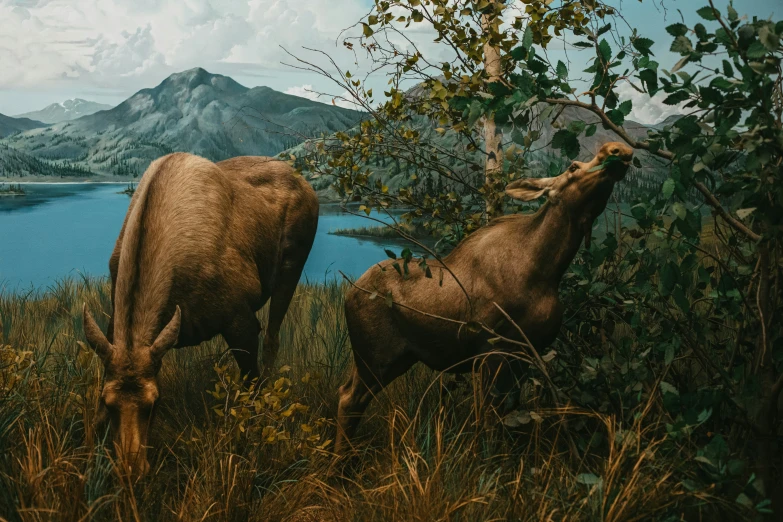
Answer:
[0,277,731,521]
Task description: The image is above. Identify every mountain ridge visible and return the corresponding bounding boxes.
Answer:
[16,99,114,124]
[1,68,364,179]
[0,113,47,138]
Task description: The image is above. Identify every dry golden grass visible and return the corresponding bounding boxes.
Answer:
[0,278,728,521]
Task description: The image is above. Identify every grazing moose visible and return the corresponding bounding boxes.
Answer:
[82,153,318,475]
[335,141,633,454]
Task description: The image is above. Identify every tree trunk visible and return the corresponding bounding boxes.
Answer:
[752,247,783,520]
[482,8,503,221]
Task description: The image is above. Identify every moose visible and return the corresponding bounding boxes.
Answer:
[82,153,319,475]
[335,141,634,454]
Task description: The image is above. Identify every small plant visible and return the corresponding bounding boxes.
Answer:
[207,363,331,456]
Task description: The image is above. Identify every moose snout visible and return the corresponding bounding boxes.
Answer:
[607,142,634,163]
[115,444,151,477]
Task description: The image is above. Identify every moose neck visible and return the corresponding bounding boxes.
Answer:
[525,198,595,283]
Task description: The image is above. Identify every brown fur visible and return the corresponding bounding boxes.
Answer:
[83,153,319,474]
[335,142,633,454]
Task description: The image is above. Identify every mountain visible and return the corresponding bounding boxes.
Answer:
[0,113,47,138]
[16,99,114,124]
[0,68,364,179]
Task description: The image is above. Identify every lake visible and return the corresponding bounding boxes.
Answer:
[0,183,409,294]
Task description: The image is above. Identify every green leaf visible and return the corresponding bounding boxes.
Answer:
[607,109,625,126]
[509,45,527,61]
[674,115,700,135]
[632,37,654,56]
[585,124,596,137]
[662,178,675,199]
[727,4,738,22]
[663,91,690,105]
[568,120,585,135]
[666,23,688,37]
[639,69,658,93]
[556,60,568,79]
[670,35,693,54]
[696,6,716,21]
[384,249,397,260]
[672,202,687,220]
[467,100,483,127]
[665,344,675,365]
[598,39,612,62]
[660,381,679,396]
[361,23,374,37]
[618,100,632,116]
[746,41,767,59]
[673,286,690,314]
[660,262,678,295]
[511,128,526,145]
[522,25,533,50]
[552,129,580,159]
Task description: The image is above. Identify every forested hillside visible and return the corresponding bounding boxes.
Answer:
[0,68,363,179]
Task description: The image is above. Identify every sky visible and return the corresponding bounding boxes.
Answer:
[0,0,779,123]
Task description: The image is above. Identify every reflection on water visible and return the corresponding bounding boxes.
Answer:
[0,183,410,294]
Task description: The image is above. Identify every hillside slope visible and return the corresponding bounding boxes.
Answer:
[0,113,47,138]
[1,68,364,179]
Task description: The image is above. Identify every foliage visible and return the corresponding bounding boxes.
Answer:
[293,0,783,518]
[207,363,332,456]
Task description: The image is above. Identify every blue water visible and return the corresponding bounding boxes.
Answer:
[0,184,408,294]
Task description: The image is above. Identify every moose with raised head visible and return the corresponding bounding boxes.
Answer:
[335,141,634,454]
[82,153,319,475]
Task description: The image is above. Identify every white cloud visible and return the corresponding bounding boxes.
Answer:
[0,0,370,93]
[284,84,362,110]
[615,82,686,125]
[284,84,321,102]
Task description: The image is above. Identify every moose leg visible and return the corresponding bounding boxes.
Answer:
[223,314,262,382]
[261,276,299,378]
[476,351,525,413]
[335,353,416,456]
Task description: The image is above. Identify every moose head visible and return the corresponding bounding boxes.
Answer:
[82,305,181,476]
[505,141,634,247]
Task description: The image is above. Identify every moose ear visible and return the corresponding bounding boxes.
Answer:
[505,177,556,202]
[150,306,181,363]
[83,304,114,364]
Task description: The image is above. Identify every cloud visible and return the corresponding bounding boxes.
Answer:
[615,82,686,125]
[284,84,362,110]
[0,0,370,93]
[284,84,321,102]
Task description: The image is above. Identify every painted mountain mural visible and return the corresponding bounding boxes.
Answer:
[0,113,47,138]
[16,99,114,124]
[0,68,363,179]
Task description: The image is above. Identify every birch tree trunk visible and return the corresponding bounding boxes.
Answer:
[482,6,503,221]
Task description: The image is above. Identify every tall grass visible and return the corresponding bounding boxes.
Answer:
[0,278,724,521]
